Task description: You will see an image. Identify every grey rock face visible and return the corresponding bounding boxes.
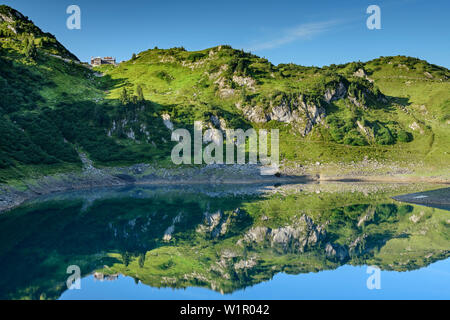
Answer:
[241,94,326,136]
[196,210,231,238]
[244,226,271,243]
[241,105,269,124]
[0,13,14,23]
[243,214,327,252]
[324,82,347,103]
[240,81,353,135]
[234,258,257,270]
[349,234,368,254]
[325,243,349,261]
[353,68,367,78]
[270,103,298,123]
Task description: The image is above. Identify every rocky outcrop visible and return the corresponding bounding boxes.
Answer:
[196,210,229,238]
[7,24,17,34]
[210,115,227,131]
[409,121,424,134]
[244,226,271,242]
[240,94,326,136]
[324,82,347,103]
[163,225,175,241]
[349,234,368,254]
[353,68,374,83]
[234,258,257,270]
[243,215,327,252]
[203,123,223,145]
[356,120,375,143]
[94,272,119,282]
[211,65,236,98]
[107,109,153,143]
[270,103,300,123]
[232,75,256,91]
[325,243,349,261]
[357,206,376,227]
[240,81,353,136]
[241,105,269,123]
[162,113,174,131]
[0,13,16,24]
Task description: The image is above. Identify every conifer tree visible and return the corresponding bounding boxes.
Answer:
[136,84,145,102]
[25,38,37,59]
[119,87,129,105]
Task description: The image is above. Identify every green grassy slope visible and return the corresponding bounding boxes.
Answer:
[102,47,449,174]
[0,5,449,183]
[363,56,450,172]
[0,6,172,182]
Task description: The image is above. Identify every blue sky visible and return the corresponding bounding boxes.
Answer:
[2,0,449,67]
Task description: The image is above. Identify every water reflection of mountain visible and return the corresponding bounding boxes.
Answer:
[0,184,448,300]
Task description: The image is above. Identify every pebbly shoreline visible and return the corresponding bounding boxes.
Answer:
[1,162,448,213]
[0,164,310,213]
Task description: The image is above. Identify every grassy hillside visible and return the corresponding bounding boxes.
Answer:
[0,4,448,183]
[0,6,172,182]
[363,56,450,172]
[0,5,77,61]
[100,47,449,174]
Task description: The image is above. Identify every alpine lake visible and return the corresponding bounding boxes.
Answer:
[0,182,448,300]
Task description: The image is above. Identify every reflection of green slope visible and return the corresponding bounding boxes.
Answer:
[0,188,255,299]
[0,185,448,299]
[102,196,449,294]
[366,205,450,271]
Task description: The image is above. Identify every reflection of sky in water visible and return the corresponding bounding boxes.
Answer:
[60,258,450,300]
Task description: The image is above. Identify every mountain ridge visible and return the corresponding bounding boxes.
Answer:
[0,5,448,185]
[0,5,78,61]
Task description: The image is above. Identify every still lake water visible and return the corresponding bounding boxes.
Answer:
[59,259,450,300]
[0,183,448,300]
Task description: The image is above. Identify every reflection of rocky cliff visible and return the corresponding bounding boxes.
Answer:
[0,185,448,299]
[93,272,119,282]
[242,215,327,253]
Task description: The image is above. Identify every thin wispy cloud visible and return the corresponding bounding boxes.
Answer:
[245,20,343,51]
